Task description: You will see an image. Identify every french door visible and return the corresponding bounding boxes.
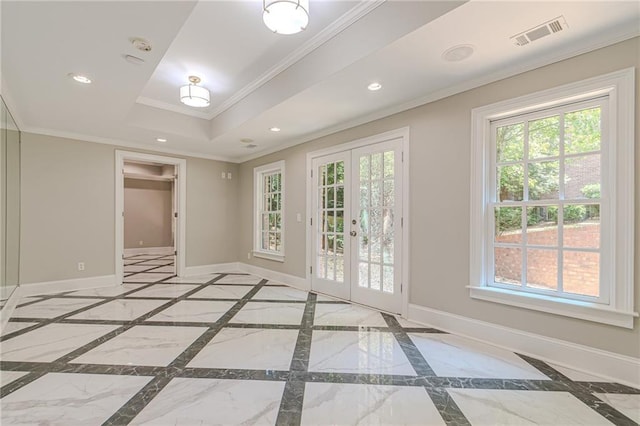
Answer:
[311,139,403,313]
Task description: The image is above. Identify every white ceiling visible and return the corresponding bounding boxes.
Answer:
[2,0,638,162]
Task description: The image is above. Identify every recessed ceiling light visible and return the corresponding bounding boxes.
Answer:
[69,73,92,84]
[270,127,281,132]
[240,138,254,143]
[246,144,258,149]
[442,44,475,62]
[156,138,167,143]
[367,82,382,91]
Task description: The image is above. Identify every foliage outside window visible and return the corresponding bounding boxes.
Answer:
[254,161,285,260]
[470,69,635,328]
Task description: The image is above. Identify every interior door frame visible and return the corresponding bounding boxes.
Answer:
[115,150,187,284]
[305,127,410,317]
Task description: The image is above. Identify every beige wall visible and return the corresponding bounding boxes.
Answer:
[237,38,640,357]
[20,133,239,283]
[124,179,173,249]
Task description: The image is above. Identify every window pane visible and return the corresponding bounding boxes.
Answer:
[563,251,599,297]
[371,181,382,207]
[383,151,394,178]
[327,187,335,209]
[383,265,394,293]
[494,247,521,285]
[275,232,282,251]
[383,179,394,207]
[262,232,269,251]
[565,107,601,154]
[496,122,524,162]
[360,156,370,181]
[327,163,335,185]
[528,160,559,200]
[336,210,344,233]
[495,207,522,244]
[262,213,269,233]
[318,256,327,279]
[383,209,394,264]
[359,262,369,288]
[336,256,344,283]
[327,256,335,281]
[275,173,282,191]
[371,153,382,180]
[327,210,335,232]
[526,248,557,291]
[336,161,345,184]
[320,165,327,186]
[336,234,344,255]
[564,204,600,249]
[275,213,282,231]
[497,164,524,201]
[320,189,326,209]
[370,208,382,263]
[336,186,344,208]
[529,115,560,159]
[269,213,276,230]
[370,264,381,290]
[526,206,558,246]
[269,232,277,251]
[360,184,369,209]
[565,154,600,200]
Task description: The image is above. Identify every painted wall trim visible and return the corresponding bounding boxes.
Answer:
[124,246,174,256]
[184,263,242,276]
[238,262,310,291]
[407,303,640,389]
[18,275,118,297]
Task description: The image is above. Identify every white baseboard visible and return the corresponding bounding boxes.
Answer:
[184,263,241,276]
[238,262,310,291]
[19,275,118,297]
[408,303,640,389]
[1,286,22,333]
[124,246,174,256]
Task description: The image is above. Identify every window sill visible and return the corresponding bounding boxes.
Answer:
[468,285,638,329]
[252,251,285,263]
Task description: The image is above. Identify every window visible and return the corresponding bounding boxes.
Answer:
[254,161,285,261]
[470,69,636,328]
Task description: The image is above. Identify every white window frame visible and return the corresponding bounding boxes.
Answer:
[253,160,285,262]
[470,68,636,328]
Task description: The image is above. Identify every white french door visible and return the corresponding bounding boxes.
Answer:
[311,139,403,313]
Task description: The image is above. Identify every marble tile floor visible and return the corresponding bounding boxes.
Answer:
[0,260,638,425]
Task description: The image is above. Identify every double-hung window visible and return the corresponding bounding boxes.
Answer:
[254,161,285,261]
[470,69,636,328]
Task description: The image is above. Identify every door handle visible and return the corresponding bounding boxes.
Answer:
[350,230,357,237]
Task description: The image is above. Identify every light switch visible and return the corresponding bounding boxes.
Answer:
[296,213,302,222]
[227,172,232,179]
[221,172,226,179]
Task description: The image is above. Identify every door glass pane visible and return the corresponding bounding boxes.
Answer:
[359,262,369,288]
[317,160,346,284]
[371,181,382,207]
[336,161,345,184]
[371,153,382,180]
[336,256,344,282]
[382,209,394,264]
[383,266,394,293]
[383,180,394,207]
[383,151,394,178]
[360,156,370,181]
[318,256,327,279]
[370,264,381,290]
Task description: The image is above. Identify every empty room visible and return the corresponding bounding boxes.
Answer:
[0,0,639,424]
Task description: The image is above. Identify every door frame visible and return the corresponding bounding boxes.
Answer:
[115,150,187,284]
[305,127,410,316]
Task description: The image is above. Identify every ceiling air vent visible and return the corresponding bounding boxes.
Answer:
[511,16,568,47]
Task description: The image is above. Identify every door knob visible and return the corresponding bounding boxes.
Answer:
[350,230,357,237]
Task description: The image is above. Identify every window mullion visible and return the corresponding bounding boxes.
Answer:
[521,121,529,290]
[558,113,566,294]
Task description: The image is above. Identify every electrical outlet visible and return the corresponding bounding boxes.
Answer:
[247,252,251,260]
[139,240,144,246]
[227,172,232,179]
[78,262,85,271]
[221,172,226,179]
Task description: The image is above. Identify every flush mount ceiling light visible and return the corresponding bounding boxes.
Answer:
[367,82,382,91]
[180,76,210,108]
[68,73,92,84]
[156,137,167,143]
[263,0,309,35]
[442,44,475,62]
[270,127,281,132]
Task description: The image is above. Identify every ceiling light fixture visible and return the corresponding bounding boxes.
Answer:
[156,138,167,143]
[442,44,475,62]
[180,76,210,108]
[263,0,309,35]
[270,127,281,132]
[367,82,382,91]
[69,73,92,84]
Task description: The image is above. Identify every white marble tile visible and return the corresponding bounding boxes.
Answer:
[253,286,309,301]
[450,389,613,425]
[314,303,388,327]
[125,284,199,298]
[147,265,175,273]
[188,285,252,299]
[548,363,611,382]
[1,321,37,336]
[71,325,207,366]
[301,382,445,425]
[1,373,151,425]
[68,284,145,298]
[216,274,264,285]
[163,274,218,284]
[0,371,29,387]
[395,316,430,328]
[231,301,305,325]
[10,297,99,319]
[130,378,284,425]
[308,330,416,376]
[124,264,156,273]
[594,393,640,423]
[1,323,117,362]
[408,333,549,380]
[70,299,168,321]
[123,273,174,283]
[188,328,298,370]
[147,300,235,323]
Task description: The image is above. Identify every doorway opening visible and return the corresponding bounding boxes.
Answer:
[306,128,410,316]
[115,151,186,285]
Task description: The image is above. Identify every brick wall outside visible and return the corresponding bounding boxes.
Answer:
[495,223,599,296]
